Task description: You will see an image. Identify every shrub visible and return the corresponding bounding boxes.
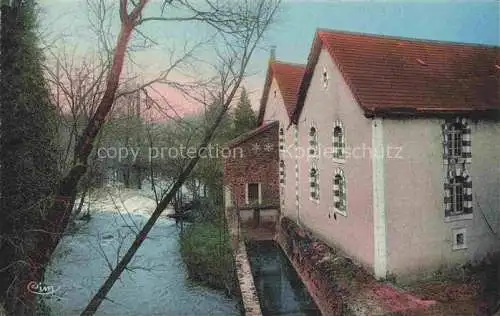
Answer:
[180,222,237,294]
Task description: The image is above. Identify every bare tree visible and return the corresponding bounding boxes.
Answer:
[1,0,280,313]
[79,1,280,314]
[44,49,110,173]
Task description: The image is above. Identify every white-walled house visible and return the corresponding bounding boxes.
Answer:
[239,29,500,280]
[257,59,305,220]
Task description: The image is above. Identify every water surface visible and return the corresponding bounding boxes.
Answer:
[247,240,322,316]
[45,206,239,316]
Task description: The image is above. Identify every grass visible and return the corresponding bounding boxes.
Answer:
[179,222,237,293]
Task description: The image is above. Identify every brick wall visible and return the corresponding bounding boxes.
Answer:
[224,122,280,207]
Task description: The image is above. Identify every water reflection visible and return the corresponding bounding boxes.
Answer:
[247,240,322,316]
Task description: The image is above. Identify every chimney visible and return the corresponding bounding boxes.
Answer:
[269,45,276,62]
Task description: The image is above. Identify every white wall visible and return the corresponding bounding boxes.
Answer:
[383,118,500,278]
[262,78,297,222]
[295,48,375,269]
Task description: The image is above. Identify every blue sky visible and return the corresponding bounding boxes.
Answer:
[258,0,499,64]
[41,0,499,109]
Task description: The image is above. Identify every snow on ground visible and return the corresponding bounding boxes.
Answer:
[44,186,238,316]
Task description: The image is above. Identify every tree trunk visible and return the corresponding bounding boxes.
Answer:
[0,12,137,313]
[123,167,130,188]
[71,188,88,222]
[80,100,235,315]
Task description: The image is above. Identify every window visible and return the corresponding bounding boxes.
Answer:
[246,183,261,205]
[443,118,472,219]
[452,228,467,250]
[309,126,318,156]
[449,176,464,214]
[443,118,471,163]
[333,169,347,215]
[333,124,345,159]
[279,160,285,185]
[322,66,329,89]
[309,167,319,200]
[279,127,285,151]
[448,123,463,158]
[444,171,472,217]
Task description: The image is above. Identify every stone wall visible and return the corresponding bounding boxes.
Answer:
[276,217,347,315]
[239,208,279,230]
[276,217,439,315]
[224,122,280,207]
[225,207,263,316]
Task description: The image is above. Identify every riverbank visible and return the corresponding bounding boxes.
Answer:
[277,216,500,315]
[44,189,239,315]
[179,222,243,300]
[277,217,436,315]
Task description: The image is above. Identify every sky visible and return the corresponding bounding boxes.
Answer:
[40,0,500,114]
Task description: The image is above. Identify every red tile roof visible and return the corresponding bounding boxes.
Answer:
[292,29,500,123]
[257,61,305,125]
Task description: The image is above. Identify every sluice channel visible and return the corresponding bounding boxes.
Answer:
[246,240,322,316]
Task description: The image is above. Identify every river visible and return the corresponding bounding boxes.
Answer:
[44,195,240,316]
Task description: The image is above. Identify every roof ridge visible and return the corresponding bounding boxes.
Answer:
[272,60,306,68]
[316,28,500,49]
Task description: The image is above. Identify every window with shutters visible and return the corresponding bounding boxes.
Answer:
[333,168,347,216]
[279,160,285,185]
[449,176,464,214]
[309,125,318,156]
[309,166,319,201]
[444,167,472,219]
[279,127,285,152]
[443,118,472,220]
[448,123,463,158]
[443,118,471,164]
[333,122,345,160]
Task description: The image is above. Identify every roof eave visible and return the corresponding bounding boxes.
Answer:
[227,120,279,148]
[257,62,274,126]
[364,107,500,120]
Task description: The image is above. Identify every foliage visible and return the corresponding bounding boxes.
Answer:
[179,222,236,292]
[0,1,60,313]
[186,91,257,206]
[233,87,257,136]
[99,93,147,188]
